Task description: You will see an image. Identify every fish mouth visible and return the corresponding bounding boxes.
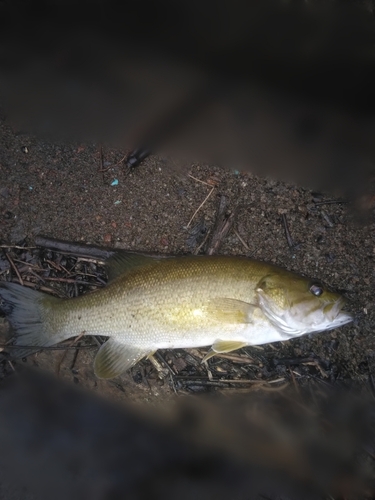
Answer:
[323,297,353,326]
[327,308,353,328]
[256,289,353,335]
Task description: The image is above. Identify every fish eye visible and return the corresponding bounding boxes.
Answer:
[309,283,323,297]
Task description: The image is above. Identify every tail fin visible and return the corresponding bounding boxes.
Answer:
[0,282,61,358]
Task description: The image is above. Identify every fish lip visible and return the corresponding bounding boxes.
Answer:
[332,310,353,326]
[257,288,353,334]
[327,297,353,325]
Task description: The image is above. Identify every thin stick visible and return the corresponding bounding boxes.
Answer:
[112,152,127,168]
[70,343,81,370]
[3,251,24,286]
[188,174,213,187]
[10,279,63,296]
[303,360,329,378]
[233,228,250,251]
[55,331,86,376]
[7,360,15,372]
[247,345,264,351]
[206,210,237,255]
[76,257,104,264]
[212,353,255,364]
[45,259,70,275]
[154,351,177,376]
[281,214,295,250]
[34,236,115,260]
[193,229,211,255]
[218,377,286,385]
[0,245,37,249]
[12,259,43,270]
[187,186,215,228]
[264,343,276,350]
[34,236,171,261]
[206,198,239,255]
[43,276,102,286]
[147,353,169,378]
[26,268,46,283]
[289,367,300,394]
[321,210,334,228]
[254,382,289,392]
[314,199,348,206]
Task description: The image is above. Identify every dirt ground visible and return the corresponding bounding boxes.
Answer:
[1,106,375,500]
[0,113,374,406]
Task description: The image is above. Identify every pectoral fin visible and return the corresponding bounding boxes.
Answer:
[205,298,256,323]
[202,340,248,362]
[94,338,150,379]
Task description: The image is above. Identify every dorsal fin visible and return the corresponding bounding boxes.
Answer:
[106,251,161,282]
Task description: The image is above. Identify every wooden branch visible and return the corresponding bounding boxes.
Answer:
[206,196,239,255]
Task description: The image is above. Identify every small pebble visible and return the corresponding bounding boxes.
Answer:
[103,233,112,244]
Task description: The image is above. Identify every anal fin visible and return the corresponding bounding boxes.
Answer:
[94,338,150,379]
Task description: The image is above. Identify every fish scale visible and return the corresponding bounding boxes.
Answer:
[58,256,263,344]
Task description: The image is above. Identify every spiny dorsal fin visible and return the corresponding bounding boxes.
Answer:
[205,298,256,323]
[106,251,162,282]
[94,338,150,379]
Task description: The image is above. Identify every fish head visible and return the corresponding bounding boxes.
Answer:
[255,273,353,337]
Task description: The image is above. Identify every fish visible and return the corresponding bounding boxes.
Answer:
[0,253,352,379]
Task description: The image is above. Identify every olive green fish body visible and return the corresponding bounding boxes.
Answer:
[56,256,267,340]
[0,254,352,379]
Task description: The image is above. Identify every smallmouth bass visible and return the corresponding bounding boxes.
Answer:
[0,252,352,379]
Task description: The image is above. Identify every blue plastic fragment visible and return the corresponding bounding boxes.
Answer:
[111,179,119,186]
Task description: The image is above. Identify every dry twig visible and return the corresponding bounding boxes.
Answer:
[35,236,114,260]
[3,251,24,286]
[55,331,86,376]
[233,228,250,251]
[206,196,239,255]
[187,186,215,228]
[281,214,296,250]
[0,244,36,249]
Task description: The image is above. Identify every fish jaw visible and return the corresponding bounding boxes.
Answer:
[256,288,353,337]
